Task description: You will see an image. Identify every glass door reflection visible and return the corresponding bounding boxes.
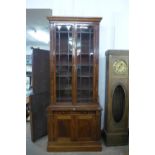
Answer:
[76,25,94,103]
[56,25,73,102]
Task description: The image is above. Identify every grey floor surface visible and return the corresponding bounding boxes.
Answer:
[26,122,129,155]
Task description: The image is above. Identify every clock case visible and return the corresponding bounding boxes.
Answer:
[103,50,129,146]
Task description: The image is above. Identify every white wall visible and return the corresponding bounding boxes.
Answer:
[27,0,129,129]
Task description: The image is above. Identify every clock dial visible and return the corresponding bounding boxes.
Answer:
[113,60,128,74]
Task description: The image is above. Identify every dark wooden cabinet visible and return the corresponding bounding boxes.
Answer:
[103,50,129,146]
[29,48,50,142]
[47,16,102,151]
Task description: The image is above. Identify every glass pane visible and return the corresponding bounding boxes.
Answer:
[56,25,73,102]
[76,25,94,103]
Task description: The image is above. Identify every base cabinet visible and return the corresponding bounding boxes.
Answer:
[47,106,102,152]
[103,130,128,146]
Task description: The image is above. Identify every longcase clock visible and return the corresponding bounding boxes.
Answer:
[103,50,129,146]
[47,16,102,152]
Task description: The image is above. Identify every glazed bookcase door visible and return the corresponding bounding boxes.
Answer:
[55,24,73,103]
[76,24,94,103]
[53,23,97,104]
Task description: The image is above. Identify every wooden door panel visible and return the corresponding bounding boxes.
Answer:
[32,48,50,94]
[76,115,95,141]
[54,114,73,141]
[30,92,50,142]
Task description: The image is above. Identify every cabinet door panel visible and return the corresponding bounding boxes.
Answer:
[32,48,50,94]
[76,114,95,141]
[54,114,73,141]
[76,25,94,103]
[55,25,73,103]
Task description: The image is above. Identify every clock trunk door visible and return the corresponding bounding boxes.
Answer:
[112,85,125,122]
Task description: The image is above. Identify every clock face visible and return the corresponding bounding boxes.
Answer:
[113,60,128,74]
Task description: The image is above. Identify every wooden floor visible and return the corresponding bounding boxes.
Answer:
[26,122,129,155]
